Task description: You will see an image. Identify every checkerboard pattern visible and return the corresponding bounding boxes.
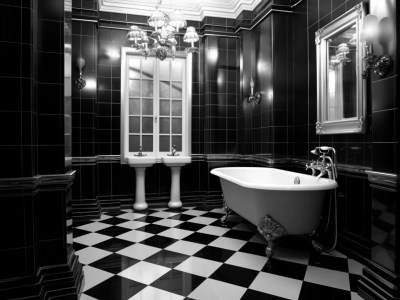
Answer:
[73,207,365,300]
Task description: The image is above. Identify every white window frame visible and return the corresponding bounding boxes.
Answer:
[120,47,192,164]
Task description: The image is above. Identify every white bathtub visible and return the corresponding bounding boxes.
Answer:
[210,167,338,235]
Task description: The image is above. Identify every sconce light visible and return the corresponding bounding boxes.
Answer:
[74,56,86,89]
[361,14,393,78]
[248,77,261,104]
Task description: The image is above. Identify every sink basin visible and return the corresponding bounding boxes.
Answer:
[162,156,191,167]
[126,156,156,168]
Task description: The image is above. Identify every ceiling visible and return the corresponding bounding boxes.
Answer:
[98,0,263,21]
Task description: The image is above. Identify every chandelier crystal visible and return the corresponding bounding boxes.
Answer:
[126,0,199,60]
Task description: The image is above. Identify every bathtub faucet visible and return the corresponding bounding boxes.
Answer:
[306,146,337,180]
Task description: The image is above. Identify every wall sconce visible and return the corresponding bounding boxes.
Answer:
[361,14,393,78]
[74,56,86,89]
[248,77,261,104]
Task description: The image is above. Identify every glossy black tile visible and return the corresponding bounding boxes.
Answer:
[210,264,258,287]
[193,245,235,263]
[298,282,351,300]
[90,253,139,274]
[238,242,267,256]
[183,232,219,245]
[134,215,163,223]
[308,253,349,273]
[262,258,307,280]
[241,289,287,300]
[93,238,133,252]
[140,235,178,249]
[135,224,169,234]
[99,217,127,226]
[151,269,205,296]
[222,229,256,241]
[173,221,204,232]
[144,250,190,268]
[85,276,145,300]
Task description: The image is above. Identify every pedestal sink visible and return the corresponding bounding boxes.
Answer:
[126,156,156,210]
[162,156,192,209]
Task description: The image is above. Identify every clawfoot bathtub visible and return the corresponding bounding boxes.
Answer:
[210,167,338,258]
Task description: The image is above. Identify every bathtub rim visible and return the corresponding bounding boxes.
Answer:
[210,167,338,191]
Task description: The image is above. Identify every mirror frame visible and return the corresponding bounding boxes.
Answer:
[315,4,366,135]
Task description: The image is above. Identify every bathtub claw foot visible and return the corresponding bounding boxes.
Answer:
[257,215,287,258]
[220,199,231,226]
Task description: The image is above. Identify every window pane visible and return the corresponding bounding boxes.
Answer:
[142,80,153,97]
[129,80,140,97]
[129,98,140,115]
[159,61,170,80]
[159,136,170,152]
[171,61,182,81]
[142,99,153,115]
[142,60,153,79]
[142,135,153,151]
[128,59,140,79]
[129,116,140,133]
[129,135,140,152]
[159,117,170,134]
[172,136,182,151]
[171,100,182,116]
[160,100,170,116]
[172,118,182,134]
[171,82,182,98]
[142,117,153,133]
[160,81,170,98]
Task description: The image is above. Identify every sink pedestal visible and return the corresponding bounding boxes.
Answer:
[134,167,148,210]
[168,166,183,209]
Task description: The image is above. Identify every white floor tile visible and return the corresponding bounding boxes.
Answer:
[117,212,147,221]
[351,291,364,300]
[175,257,222,277]
[79,293,98,300]
[348,259,365,275]
[118,261,170,285]
[197,225,230,236]
[232,222,256,232]
[76,247,112,265]
[165,240,206,256]
[73,232,112,246]
[128,286,184,300]
[188,216,217,225]
[188,278,246,300]
[91,214,113,221]
[76,222,112,232]
[209,237,247,251]
[182,209,207,216]
[250,272,303,300]
[116,230,153,243]
[117,220,148,230]
[149,211,180,218]
[210,208,225,214]
[272,246,310,265]
[225,251,269,271]
[158,228,193,240]
[304,265,350,291]
[153,219,184,228]
[82,265,113,292]
[117,243,161,260]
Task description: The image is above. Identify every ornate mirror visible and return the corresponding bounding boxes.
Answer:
[315,4,366,134]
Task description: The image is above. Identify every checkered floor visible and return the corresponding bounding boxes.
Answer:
[72,207,365,300]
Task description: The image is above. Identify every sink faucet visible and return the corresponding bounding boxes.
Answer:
[306,146,337,180]
[167,144,179,156]
[134,146,146,157]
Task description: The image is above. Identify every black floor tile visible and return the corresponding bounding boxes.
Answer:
[222,229,256,241]
[262,258,307,280]
[193,245,235,263]
[73,228,91,238]
[308,253,349,273]
[298,282,352,300]
[210,219,237,228]
[99,217,128,226]
[151,269,205,296]
[210,264,259,287]
[169,214,196,221]
[144,250,190,268]
[201,212,224,219]
[93,238,134,252]
[85,276,145,300]
[239,242,267,256]
[140,235,178,248]
[241,289,288,300]
[174,222,205,231]
[349,273,361,292]
[183,232,219,244]
[96,226,131,237]
[89,253,140,274]
[73,242,87,252]
[134,215,163,223]
[135,224,169,234]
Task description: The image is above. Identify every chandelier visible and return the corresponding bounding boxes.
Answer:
[126,0,199,60]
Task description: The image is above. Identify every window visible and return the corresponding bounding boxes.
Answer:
[121,48,192,161]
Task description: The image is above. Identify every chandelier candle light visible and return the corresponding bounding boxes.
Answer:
[126,0,199,60]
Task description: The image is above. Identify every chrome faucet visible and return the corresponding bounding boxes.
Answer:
[167,144,179,156]
[134,146,146,157]
[306,146,337,180]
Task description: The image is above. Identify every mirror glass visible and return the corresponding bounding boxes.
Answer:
[316,4,366,134]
